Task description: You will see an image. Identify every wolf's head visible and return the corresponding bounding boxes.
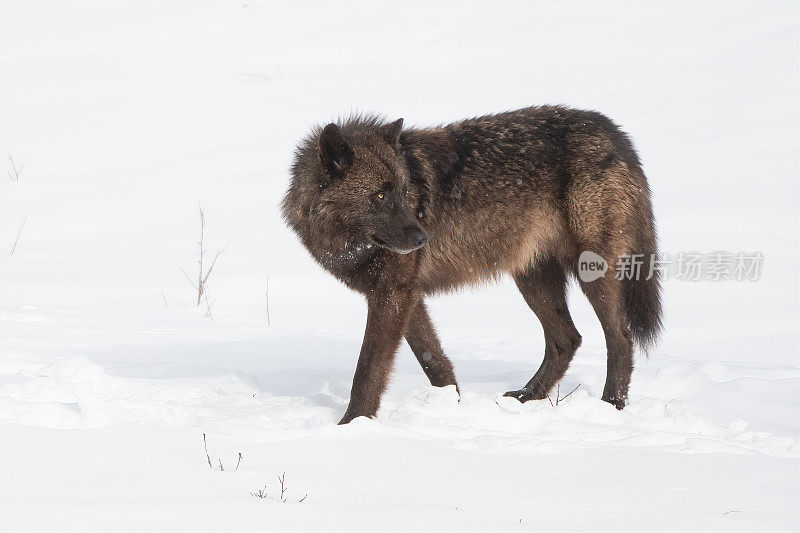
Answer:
[283,117,427,256]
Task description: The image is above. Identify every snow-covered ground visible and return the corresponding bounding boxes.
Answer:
[1,1,798,531]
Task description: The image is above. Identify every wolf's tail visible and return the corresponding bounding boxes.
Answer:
[624,265,662,351]
[623,198,663,352]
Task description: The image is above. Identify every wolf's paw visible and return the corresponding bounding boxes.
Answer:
[338,407,376,425]
[431,383,461,402]
[434,381,461,400]
[503,388,546,403]
[601,394,627,410]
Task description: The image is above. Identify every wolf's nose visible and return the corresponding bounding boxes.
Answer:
[409,230,428,247]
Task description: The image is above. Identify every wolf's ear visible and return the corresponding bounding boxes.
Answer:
[378,118,403,150]
[318,123,354,178]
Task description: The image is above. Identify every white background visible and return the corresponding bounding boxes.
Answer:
[1,1,798,531]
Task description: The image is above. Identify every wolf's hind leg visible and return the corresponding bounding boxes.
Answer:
[578,274,633,410]
[405,300,459,391]
[504,257,582,403]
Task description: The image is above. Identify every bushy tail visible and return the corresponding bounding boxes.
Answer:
[623,266,662,352]
[624,208,663,352]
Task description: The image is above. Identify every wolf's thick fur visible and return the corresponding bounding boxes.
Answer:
[282,106,662,424]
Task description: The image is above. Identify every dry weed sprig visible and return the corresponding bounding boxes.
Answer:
[181,206,226,318]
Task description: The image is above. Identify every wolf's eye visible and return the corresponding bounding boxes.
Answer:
[376,193,385,200]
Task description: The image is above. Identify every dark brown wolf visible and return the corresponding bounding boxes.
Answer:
[282,106,662,424]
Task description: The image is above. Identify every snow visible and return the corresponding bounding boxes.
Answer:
[1,0,798,531]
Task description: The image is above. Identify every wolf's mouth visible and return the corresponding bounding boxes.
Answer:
[370,235,416,254]
[371,235,389,247]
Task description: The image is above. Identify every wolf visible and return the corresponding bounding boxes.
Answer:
[281,106,662,424]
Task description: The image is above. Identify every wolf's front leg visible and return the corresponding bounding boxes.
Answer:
[405,300,459,391]
[339,288,420,424]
